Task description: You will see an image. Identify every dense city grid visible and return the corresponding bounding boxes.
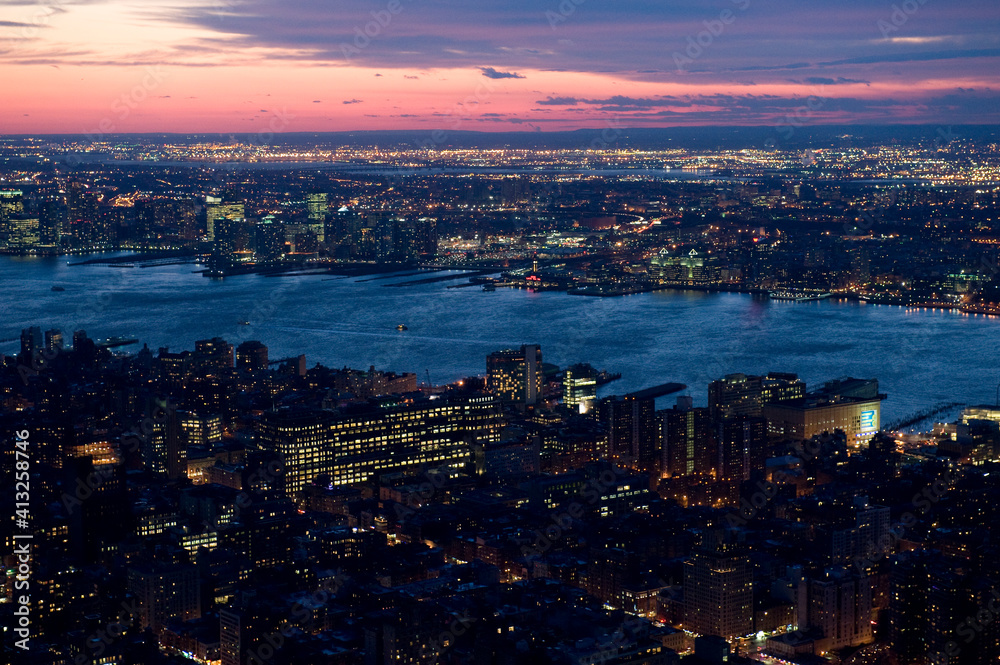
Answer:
[3,129,1000,665]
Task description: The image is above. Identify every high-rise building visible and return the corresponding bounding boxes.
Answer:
[39,198,63,245]
[0,189,23,218]
[205,195,245,242]
[715,415,767,483]
[415,216,438,257]
[683,530,753,641]
[214,217,252,261]
[44,329,63,352]
[663,396,713,477]
[563,363,598,414]
[306,192,327,243]
[235,340,268,373]
[487,344,543,406]
[20,326,42,360]
[600,394,658,473]
[805,567,874,651]
[193,337,234,373]
[63,455,129,563]
[66,181,99,247]
[254,215,285,261]
[708,372,805,420]
[889,550,946,665]
[258,395,501,495]
[3,215,40,248]
[178,411,224,448]
[139,396,184,478]
[762,372,807,404]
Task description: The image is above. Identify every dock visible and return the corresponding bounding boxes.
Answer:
[625,382,687,400]
[96,338,138,349]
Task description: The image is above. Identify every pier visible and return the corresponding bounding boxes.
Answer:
[625,382,687,400]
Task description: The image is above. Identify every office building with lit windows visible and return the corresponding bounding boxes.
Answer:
[258,394,502,495]
[708,372,805,420]
[763,378,884,446]
[235,340,268,373]
[487,344,543,406]
[649,248,721,285]
[563,363,598,414]
[205,195,245,242]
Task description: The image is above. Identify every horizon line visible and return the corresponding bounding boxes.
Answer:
[3,122,1000,139]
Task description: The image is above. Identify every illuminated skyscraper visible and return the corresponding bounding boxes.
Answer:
[66,181,99,246]
[0,189,23,218]
[20,326,42,360]
[3,215,39,248]
[487,344,543,406]
[563,363,598,414]
[205,195,245,242]
[213,217,252,261]
[306,192,327,243]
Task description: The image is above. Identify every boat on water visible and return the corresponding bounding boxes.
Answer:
[238,321,251,325]
[396,324,408,331]
[482,283,496,292]
[51,286,65,292]
[768,290,831,302]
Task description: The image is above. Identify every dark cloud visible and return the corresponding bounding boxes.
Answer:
[825,48,1000,66]
[155,0,1000,79]
[801,77,871,86]
[0,20,45,28]
[521,90,1000,125]
[480,67,525,79]
[536,96,687,109]
[536,96,580,105]
[729,49,1000,74]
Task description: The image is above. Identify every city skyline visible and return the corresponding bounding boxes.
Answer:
[3,2,1000,663]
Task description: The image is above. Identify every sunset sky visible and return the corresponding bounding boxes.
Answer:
[1,0,998,134]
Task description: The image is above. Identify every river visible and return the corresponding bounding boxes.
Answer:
[2,253,997,424]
